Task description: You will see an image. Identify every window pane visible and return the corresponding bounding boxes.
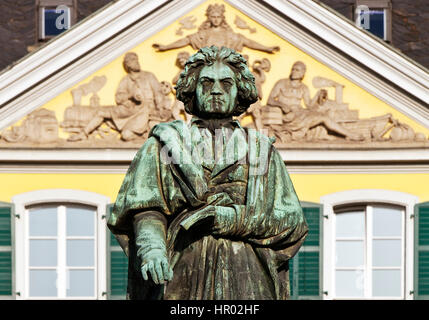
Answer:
[67,205,95,237]
[360,9,385,39]
[30,270,57,297]
[335,270,364,297]
[67,240,94,267]
[373,206,402,237]
[67,270,95,297]
[30,240,57,267]
[373,269,402,297]
[29,206,57,236]
[44,8,70,36]
[373,239,402,267]
[368,10,385,39]
[335,241,364,268]
[336,210,365,238]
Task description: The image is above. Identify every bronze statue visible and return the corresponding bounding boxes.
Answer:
[153,4,279,54]
[108,46,308,300]
[67,52,164,142]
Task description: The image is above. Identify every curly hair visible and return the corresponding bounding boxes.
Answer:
[175,46,258,117]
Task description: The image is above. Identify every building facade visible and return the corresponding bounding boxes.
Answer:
[0,0,428,300]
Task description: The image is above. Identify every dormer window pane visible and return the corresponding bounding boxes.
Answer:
[355,1,392,42]
[43,7,71,37]
[360,9,386,40]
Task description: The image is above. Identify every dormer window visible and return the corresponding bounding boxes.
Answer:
[355,0,392,43]
[37,0,77,41]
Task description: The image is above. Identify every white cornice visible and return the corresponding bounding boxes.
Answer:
[1,163,429,174]
[1,148,429,164]
[277,148,429,162]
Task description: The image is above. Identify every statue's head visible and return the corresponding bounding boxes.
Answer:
[289,61,306,81]
[176,46,258,119]
[123,52,141,73]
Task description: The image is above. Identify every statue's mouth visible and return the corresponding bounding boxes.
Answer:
[209,97,225,107]
[210,99,226,112]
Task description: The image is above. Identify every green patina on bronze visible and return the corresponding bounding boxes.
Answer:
[108,46,308,300]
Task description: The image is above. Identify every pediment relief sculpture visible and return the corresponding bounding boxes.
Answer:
[0,3,427,149]
[234,15,256,33]
[176,16,197,36]
[0,108,58,145]
[64,52,166,142]
[245,61,428,148]
[0,52,190,147]
[152,4,279,54]
[61,52,190,145]
[238,57,271,131]
[1,52,427,148]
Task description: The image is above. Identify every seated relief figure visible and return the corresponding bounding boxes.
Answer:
[108,46,308,300]
[267,61,364,141]
[153,4,279,54]
[68,52,164,142]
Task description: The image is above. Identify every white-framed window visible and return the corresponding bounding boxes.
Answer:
[321,189,418,300]
[13,189,109,300]
[37,0,77,41]
[355,0,392,42]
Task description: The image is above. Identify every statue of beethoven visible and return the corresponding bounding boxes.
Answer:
[108,46,308,300]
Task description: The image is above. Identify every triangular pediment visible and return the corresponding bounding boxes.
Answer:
[0,0,428,152]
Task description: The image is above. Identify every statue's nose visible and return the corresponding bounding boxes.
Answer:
[211,80,222,95]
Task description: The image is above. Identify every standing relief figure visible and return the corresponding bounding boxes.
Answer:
[108,46,308,300]
[239,58,271,131]
[153,4,279,54]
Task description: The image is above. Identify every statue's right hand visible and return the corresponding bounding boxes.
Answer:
[140,249,173,284]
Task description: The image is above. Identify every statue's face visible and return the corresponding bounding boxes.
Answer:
[208,12,223,27]
[196,61,238,118]
[290,63,305,80]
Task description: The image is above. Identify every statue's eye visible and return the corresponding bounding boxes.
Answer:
[221,79,233,91]
[200,78,213,89]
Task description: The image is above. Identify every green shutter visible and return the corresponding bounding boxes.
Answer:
[414,202,429,299]
[289,202,323,300]
[0,203,14,299]
[106,204,128,300]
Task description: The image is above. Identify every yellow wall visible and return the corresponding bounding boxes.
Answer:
[291,173,429,203]
[1,172,429,204]
[0,173,124,203]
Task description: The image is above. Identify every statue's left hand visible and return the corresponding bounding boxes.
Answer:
[140,249,173,284]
